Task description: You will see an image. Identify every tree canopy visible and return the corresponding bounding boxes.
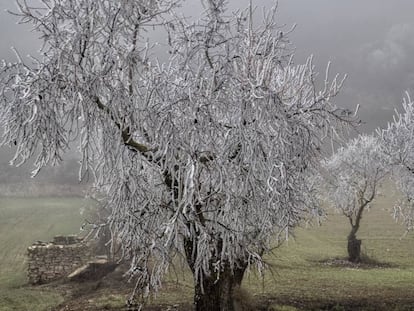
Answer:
[0,0,355,309]
[381,93,414,232]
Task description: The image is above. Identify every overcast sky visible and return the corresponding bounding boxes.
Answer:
[1,0,414,138]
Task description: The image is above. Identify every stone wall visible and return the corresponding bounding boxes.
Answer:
[27,235,92,284]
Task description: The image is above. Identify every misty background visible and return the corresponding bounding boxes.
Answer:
[0,0,413,193]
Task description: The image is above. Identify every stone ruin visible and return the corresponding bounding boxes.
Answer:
[27,235,92,284]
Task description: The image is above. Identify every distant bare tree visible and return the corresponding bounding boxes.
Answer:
[0,0,354,309]
[322,135,389,262]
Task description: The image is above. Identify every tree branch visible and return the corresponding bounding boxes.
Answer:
[95,97,152,155]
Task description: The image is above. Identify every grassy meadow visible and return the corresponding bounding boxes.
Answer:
[149,188,414,310]
[0,197,87,311]
[0,190,413,310]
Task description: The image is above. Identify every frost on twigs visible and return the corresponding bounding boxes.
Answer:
[381,93,414,232]
[322,135,389,221]
[0,0,355,304]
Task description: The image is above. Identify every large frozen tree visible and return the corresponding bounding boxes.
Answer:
[0,0,354,309]
[321,135,389,262]
[381,93,414,232]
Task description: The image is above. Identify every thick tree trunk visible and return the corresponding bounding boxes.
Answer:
[193,265,246,311]
[347,232,361,263]
[184,233,247,310]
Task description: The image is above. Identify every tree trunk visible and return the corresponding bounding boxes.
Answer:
[184,235,247,310]
[347,232,361,263]
[347,197,370,263]
[193,265,246,311]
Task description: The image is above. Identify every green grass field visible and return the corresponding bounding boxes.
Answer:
[0,197,87,311]
[245,202,414,310]
[148,187,414,310]
[0,193,413,310]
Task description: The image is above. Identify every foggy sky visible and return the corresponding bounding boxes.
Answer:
[1,0,414,169]
[276,0,414,133]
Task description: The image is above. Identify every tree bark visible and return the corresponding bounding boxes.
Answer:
[347,232,361,263]
[193,265,246,311]
[347,194,371,263]
[185,236,247,311]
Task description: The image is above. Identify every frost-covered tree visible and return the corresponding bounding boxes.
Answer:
[322,135,389,262]
[381,93,414,232]
[0,0,354,309]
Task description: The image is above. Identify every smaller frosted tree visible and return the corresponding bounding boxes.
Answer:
[322,135,389,262]
[381,93,414,232]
